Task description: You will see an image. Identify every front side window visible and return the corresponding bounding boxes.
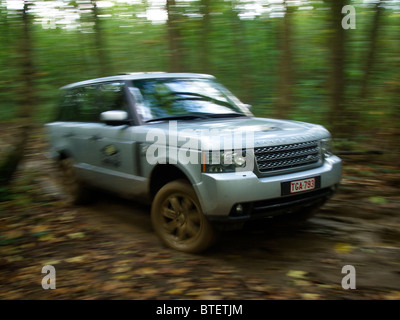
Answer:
[130,78,249,123]
[98,82,127,114]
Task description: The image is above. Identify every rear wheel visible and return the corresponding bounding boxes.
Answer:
[57,158,92,205]
[151,180,216,253]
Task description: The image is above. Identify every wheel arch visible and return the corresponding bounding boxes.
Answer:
[149,164,194,200]
[57,150,72,160]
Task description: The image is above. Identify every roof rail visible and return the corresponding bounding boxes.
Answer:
[117,72,165,75]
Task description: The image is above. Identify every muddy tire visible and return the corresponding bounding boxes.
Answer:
[58,158,92,205]
[151,180,216,253]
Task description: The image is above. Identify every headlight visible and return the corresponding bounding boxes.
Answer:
[320,138,333,158]
[202,150,247,173]
[222,151,246,167]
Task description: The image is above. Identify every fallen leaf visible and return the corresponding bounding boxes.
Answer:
[135,267,157,275]
[39,234,55,241]
[112,274,131,280]
[118,250,134,255]
[1,247,20,255]
[197,295,221,300]
[67,232,85,239]
[4,230,24,239]
[44,260,61,265]
[166,288,186,295]
[19,243,35,249]
[317,284,335,289]
[102,281,121,291]
[287,270,308,279]
[334,243,354,254]
[65,255,87,263]
[293,280,313,287]
[382,291,400,300]
[170,268,191,275]
[247,284,272,293]
[111,266,131,273]
[179,281,196,287]
[6,255,24,262]
[369,196,387,205]
[300,293,321,300]
[31,225,49,234]
[186,290,205,296]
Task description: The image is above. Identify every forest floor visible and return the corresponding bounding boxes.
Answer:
[1,124,400,300]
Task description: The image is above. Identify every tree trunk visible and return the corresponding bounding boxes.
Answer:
[199,0,211,74]
[0,1,34,188]
[329,0,347,135]
[0,1,10,47]
[276,2,295,119]
[391,20,400,165]
[229,1,252,103]
[91,0,111,76]
[166,0,185,72]
[359,2,382,100]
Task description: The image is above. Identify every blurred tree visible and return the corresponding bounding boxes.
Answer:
[328,0,348,135]
[0,0,9,46]
[391,12,400,162]
[359,1,383,100]
[228,0,252,102]
[199,0,211,74]
[0,0,35,187]
[90,0,112,76]
[166,0,186,72]
[276,1,295,119]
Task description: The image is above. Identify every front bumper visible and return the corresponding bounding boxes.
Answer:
[193,155,342,223]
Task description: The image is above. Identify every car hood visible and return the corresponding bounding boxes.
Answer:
[137,117,330,149]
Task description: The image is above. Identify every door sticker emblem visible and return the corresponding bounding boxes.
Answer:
[101,144,121,167]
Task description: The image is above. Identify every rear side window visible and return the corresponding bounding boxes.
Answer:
[57,85,98,122]
[75,86,98,122]
[57,89,79,121]
[57,82,127,122]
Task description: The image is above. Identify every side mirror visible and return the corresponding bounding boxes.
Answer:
[100,110,129,126]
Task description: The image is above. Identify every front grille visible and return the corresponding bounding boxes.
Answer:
[255,140,321,173]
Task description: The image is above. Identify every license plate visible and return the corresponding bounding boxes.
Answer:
[290,178,316,193]
[281,176,321,196]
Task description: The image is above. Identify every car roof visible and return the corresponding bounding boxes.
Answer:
[60,72,215,90]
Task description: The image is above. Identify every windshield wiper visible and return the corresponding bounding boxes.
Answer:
[145,114,209,123]
[203,113,246,119]
[170,92,234,108]
[145,113,247,123]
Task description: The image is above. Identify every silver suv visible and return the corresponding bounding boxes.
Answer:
[46,73,342,253]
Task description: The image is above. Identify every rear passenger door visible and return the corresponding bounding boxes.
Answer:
[53,85,99,166]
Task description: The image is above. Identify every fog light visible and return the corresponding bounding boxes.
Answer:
[235,204,244,214]
[230,203,249,217]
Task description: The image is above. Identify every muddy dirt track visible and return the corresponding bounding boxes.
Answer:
[1,128,400,300]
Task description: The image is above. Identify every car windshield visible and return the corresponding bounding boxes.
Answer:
[129,78,250,122]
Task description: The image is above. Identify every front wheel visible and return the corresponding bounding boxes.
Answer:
[151,180,216,253]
